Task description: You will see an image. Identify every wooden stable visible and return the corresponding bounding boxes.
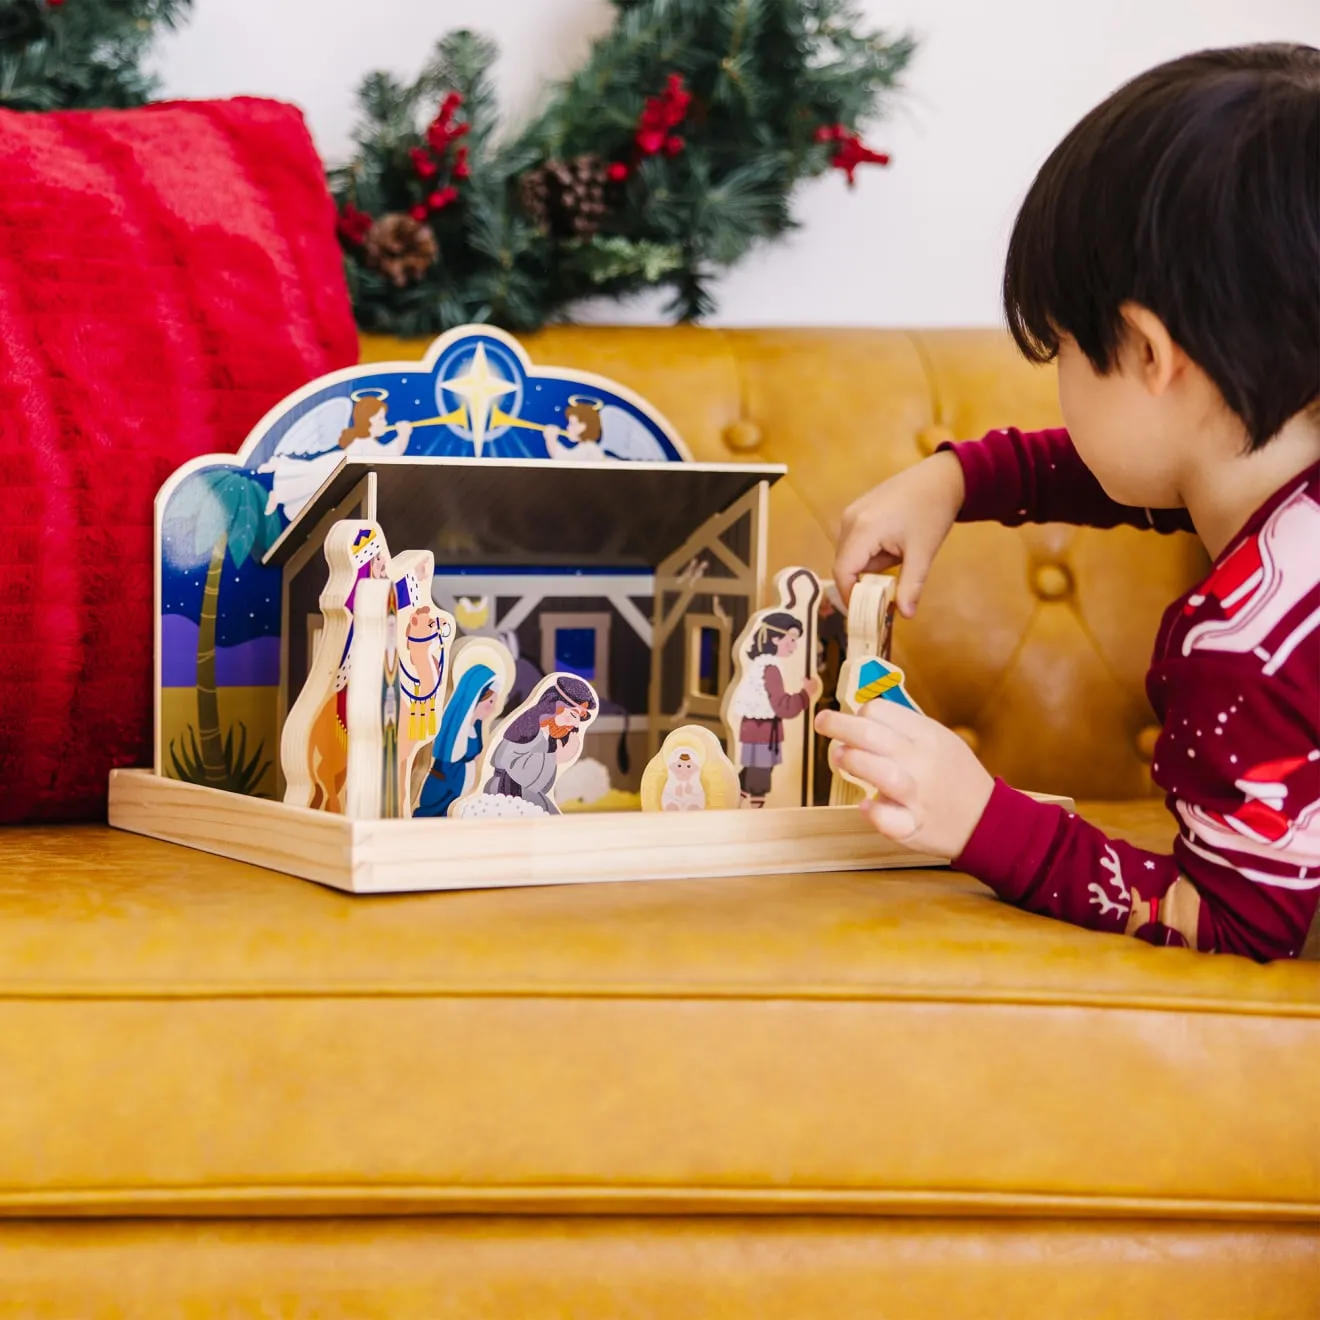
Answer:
[271,454,780,794]
[113,326,1072,893]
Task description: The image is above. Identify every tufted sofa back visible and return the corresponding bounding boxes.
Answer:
[360,328,1208,802]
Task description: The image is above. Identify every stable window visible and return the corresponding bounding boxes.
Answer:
[540,611,612,698]
[684,613,731,715]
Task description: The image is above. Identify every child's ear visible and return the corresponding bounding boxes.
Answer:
[1118,301,1188,397]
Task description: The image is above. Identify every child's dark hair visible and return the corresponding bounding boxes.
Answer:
[1003,44,1320,449]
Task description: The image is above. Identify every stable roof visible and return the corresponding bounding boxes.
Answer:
[263,456,784,570]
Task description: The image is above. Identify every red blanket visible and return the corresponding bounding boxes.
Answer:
[0,98,358,822]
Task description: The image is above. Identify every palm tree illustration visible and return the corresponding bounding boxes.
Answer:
[163,468,283,792]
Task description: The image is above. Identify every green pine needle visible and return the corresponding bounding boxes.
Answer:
[1,0,194,111]
[332,0,914,334]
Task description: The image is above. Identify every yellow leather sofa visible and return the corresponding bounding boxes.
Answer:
[1,329,1316,1316]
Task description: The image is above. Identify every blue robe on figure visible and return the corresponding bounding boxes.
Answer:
[414,663,498,818]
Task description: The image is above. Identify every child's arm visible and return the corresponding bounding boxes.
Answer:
[944,427,1195,532]
[818,664,1320,961]
[957,764,1319,961]
[835,428,1193,611]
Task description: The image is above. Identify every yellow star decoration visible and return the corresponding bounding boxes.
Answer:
[438,344,518,456]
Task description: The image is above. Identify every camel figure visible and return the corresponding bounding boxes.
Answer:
[306,680,349,811]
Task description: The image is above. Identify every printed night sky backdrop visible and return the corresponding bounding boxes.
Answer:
[155,327,685,692]
[160,473,284,688]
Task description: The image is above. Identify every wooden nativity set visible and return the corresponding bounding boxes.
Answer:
[108,327,1016,893]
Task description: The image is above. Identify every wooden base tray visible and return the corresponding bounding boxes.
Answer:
[107,771,1076,896]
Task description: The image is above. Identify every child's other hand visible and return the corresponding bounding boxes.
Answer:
[835,451,965,614]
[816,702,993,859]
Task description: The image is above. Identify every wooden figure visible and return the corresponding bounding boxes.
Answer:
[830,656,923,807]
[721,567,823,809]
[389,549,456,808]
[453,672,600,819]
[828,574,921,807]
[344,577,401,819]
[639,725,740,812]
[811,580,850,805]
[844,573,897,661]
[280,520,388,812]
[411,636,515,818]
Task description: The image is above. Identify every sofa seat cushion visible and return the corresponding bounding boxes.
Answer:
[0,807,1315,1220]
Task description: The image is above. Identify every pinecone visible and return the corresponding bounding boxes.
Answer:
[519,169,552,233]
[519,155,610,239]
[363,213,439,288]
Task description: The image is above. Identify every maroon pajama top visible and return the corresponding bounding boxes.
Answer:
[943,428,1320,961]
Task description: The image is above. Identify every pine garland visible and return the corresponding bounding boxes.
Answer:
[333,0,915,334]
[0,0,192,110]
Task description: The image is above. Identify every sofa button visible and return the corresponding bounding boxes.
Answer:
[1135,725,1160,762]
[916,424,955,457]
[723,419,763,452]
[952,725,980,754]
[1032,563,1073,601]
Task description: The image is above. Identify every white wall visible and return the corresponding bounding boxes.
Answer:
[154,0,1320,328]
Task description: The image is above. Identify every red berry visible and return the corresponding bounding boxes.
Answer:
[410,204,429,222]
[606,162,630,182]
[411,148,439,180]
[336,203,373,245]
[637,128,667,155]
[664,135,685,156]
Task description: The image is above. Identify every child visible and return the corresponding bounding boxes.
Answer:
[818,44,1319,961]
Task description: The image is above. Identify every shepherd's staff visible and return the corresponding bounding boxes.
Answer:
[781,567,822,808]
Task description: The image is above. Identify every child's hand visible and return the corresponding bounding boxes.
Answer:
[835,451,965,614]
[816,702,994,859]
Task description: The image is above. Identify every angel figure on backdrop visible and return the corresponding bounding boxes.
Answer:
[259,389,415,520]
[542,395,669,464]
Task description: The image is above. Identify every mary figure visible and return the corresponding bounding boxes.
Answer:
[414,663,503,818]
